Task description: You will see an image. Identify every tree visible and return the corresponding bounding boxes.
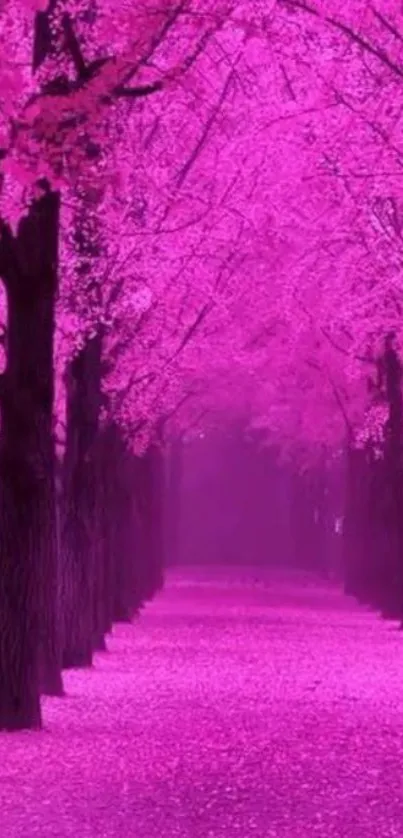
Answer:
[0,0,262,730]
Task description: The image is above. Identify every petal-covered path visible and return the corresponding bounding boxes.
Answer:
[2,566,403,837]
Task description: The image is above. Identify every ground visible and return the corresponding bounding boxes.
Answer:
[2,565,403,837]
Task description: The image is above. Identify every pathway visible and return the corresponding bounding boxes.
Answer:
[1,565,403,837]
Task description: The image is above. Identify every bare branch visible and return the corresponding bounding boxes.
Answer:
[0,220,20,290]
[328,376,352,434]
[62,13,88,79]
[113,370,157,414]
[369,6,403,45]
[279,0,403,81]
[114,81,163,99]
[166,300,214,366]
[320,326,376,366]
[159,390,195,430]
[175,66,236,191]
[116,0,188,91]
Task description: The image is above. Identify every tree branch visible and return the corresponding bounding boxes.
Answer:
[176,67,236,191]
[369,6,403,45]
[159,390,195,430]
[328,375,352,434]
[0,220,19,290]
[279,0,403,81]
[62,13,88,79]
[114,81,163,99]
[166,301,214,367]
[116,0,188,92]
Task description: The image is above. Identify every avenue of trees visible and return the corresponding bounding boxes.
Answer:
[1,0,403,730]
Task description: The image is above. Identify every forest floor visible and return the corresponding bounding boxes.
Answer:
[2,565,403,837]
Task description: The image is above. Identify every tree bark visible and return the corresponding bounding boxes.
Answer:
[134,445,165,605]
[343,444,372,601]
[0,188,62,729]
[97,478,114,638]
[165,438,183,566]
[92,432,108,650]
[61,332,102,668]
[108,430,140,621]
[380,338,403,618]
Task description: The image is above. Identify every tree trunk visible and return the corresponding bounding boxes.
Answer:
[38,442,64,696]
[0,188,62,729]
[98,493,114,637]
[61,333,102,668]
[343,445,372,601]
[112,487,137,621]
[108,430,140,621]
[291,470,315,570]
[98,426,120,633]
[135,445,165,604]
[382,340,403,618]
[92,433,108,650]
[165,438,183,566]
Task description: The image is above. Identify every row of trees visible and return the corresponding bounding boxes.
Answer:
[0,0,269,731]
[1,0,403,729]
[263,4,403,620]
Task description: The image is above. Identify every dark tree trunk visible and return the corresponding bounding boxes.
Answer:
[98,426,119,635]
[108,429,141,622]
[343,445,370,600]
[311,464,327,575]
[92,432,108,650]
[361,447,387,610]
[86,406,116,653]
[112,487,137,622]
[135,445,165,604]
[61,332,102,668]
[110,439,165,621]
[100,442,114,636]
[380,338,403,618]
[148,443,165,595]
[342,338,403,614]
[38,439,64,696]
[0,188,62,729]
[291,470,317,571]
[165,438,183,566]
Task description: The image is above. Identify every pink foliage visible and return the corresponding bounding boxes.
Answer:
[0,1,401,463]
